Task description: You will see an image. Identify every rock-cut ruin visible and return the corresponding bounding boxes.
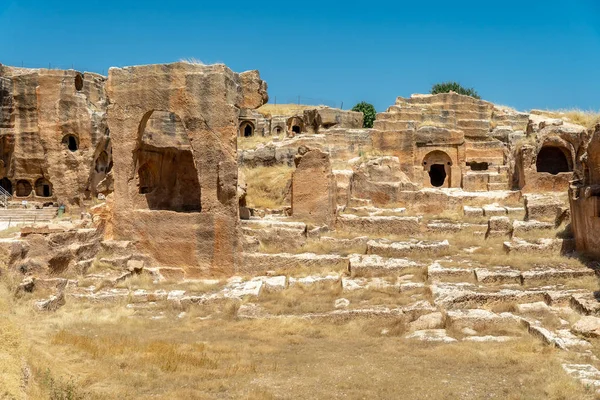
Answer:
[2,60,600,392]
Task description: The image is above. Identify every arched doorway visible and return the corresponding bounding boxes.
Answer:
[35,178,52,197]
[536,146,572,175]
[62,135,79,151]
[75,73,84,91]
[15,180,32,197]
[134,110,202,212]
[239,121,255,137]
[423,151,453,188]
[286,117,304,136]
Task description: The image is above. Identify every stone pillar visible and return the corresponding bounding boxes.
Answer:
[291,148,337,226]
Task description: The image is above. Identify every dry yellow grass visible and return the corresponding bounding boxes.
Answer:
[256,103,318,117]
[533,109,600,128]
[0,285,29,399]
[5,296,596,400]
[242,165,293,209]
[259,237,366,257]
[237,134,276,150]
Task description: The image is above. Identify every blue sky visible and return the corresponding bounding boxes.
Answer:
[1,0,599,112]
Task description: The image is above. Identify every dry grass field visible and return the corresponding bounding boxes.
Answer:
[242,165,293,209]
[1,288,597,400]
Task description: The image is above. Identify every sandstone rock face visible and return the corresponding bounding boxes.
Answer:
[350,156,418,205]
[106,62,266,275]
[371,92,527,191]
[570,124,600,258]
[239,70,268,110]
[291,148,337,226]
[572,316,600,338]
[0,65,110,207]
[516,118,586,192]
[242,105,363,140]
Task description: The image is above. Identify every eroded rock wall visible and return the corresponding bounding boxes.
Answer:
[0,65,110,206]
[106,62,266,275]
[373,92,529,191]
[570,124,600,258]
[291,148,337,226]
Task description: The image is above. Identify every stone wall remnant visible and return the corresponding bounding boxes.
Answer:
[569,124,600,258]
[291,148,337,226]
[106,62,267,275]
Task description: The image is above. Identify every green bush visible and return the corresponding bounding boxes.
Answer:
[351,102,376,128]
[430,82,480,99]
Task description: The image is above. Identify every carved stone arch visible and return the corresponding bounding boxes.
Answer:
[133,110,202,212]
[422,150,453,188]
[536,138,573,175]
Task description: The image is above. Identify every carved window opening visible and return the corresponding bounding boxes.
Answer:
[429,164,447,187]
[536,146,572,175]
[16,180,32,197]
[468,161,489,171]
[75,74,84,91]
[135,110,201,212]
[62,135,79,152]
[239,121,255,138]
[287,117,304,135]
[35,178,52,197]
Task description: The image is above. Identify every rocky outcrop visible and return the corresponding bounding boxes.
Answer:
[516,116,587,192]
[570,124,600,258]
[0,65,110,207]
[106,62,267,275]
[291,148,337,226]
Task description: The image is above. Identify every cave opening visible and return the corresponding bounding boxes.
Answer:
[429,164,447,187]
[536,146,571,175]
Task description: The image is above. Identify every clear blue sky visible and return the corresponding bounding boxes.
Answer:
[1,0,599,112]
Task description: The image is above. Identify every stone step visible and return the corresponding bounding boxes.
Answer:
[562,364,600,393]
[570,293,600,316]
[343,206,406,216]
[336,214,421,235]
[426,220,487,235]
[348,198,373,207]
[503,238,575,254]
[474,267,522,284]
[367,239,450,258]
[521,268,596,284]
[457,119,491,129]
[241,252,349,274]
[462,127,491,138]
[487,173,509,184]
[428,262,475,282]
[371,120,417,131]
[431,282,588,309]
[348,254,424,276]
[487,183,509,191]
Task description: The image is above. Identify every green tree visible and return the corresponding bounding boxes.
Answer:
[351,101,376,128]
[430,82,481,99]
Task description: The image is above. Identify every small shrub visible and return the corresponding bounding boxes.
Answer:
[430,81,480,99]
[351,102,376,128]
[40,369,89,400]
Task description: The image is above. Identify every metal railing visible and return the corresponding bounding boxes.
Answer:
[0,186,12,208]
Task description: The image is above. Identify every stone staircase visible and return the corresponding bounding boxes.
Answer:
[11,191,600,393]
[0,207,58,226]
